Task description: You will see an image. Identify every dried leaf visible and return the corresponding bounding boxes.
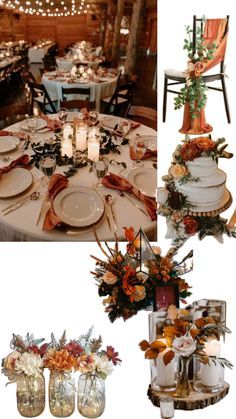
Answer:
[190,328,201,339]
[150,341,167,350]
[163,326,179,338]
[194,318,205,328]
[163,350,175,366]
[139,340,150,351]
[145,348,159,359]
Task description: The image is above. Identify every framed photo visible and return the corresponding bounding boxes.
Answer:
[153,283,179,311]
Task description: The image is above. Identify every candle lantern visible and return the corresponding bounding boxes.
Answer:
[63,123,73,142]
[150,339,177,392]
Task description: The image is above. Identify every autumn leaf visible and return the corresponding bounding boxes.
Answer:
[150,341,167,350]
[163,350,175,366]
[199,355,210,365]
[163,326,179,338]
[194,318,205,328]
[139,340,150,351]
[190,328,201,339]
[145,348,160,359]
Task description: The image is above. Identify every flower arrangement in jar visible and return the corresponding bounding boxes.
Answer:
[2,333,48,417]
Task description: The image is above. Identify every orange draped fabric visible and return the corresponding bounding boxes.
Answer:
[179,18,228,134]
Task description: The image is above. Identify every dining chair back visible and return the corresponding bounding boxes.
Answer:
[61,86,91,101]
[0,103,30,129]
[163,15,230,123]
[127,106,157,130]
[60,99,95,111]
[28,81,58,114]
[103,81,135,117]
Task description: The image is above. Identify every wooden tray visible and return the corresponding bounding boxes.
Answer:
[148,383,229,410]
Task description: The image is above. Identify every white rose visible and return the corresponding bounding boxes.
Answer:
[94,355,113,377]
[172,335,196,357]
[157,188,169,205]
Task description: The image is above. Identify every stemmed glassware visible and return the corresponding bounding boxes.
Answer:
[89,110,99,126]
[118,118,131,140]
[26,116,39,141]
[129,137,147,166]
[40,154,56,187]
[58,108,68,125]
[92,157,109,188]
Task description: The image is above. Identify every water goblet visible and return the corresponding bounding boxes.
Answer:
[92,157,109,188]
[118,118,131,140]
[58,108,68,125]
[40,154,56,188]
[89,110,99,126]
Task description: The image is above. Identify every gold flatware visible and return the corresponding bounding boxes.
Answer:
[105,194,118,232]
[119,191,149,216]
[3,192,40,215]
[2,191,39,213]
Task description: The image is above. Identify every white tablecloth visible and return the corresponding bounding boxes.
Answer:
[56,57,101,72]
[0,116,157,241]
[42,74,117,111]
[28,43,54,63]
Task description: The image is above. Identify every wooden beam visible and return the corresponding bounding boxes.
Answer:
[111,0,125,66]
[125,0,146,75]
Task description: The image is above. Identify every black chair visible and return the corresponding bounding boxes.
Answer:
[102,81,135,117]
[163,15,230,123]
[61,86,91,101]
[28,81,58,114]
[0,103,31,130]
[60,99,95,111]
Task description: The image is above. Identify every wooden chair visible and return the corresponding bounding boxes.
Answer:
[102,81,135,117]
[128,106,157,130]
[28,81,58,114]
[60,99,95,111]
[61,86,91,101]
[0,103,31,130]
[163,15,230,123]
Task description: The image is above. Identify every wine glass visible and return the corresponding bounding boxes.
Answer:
[58,108,68,125]
[92,157,109,188]
[26,116,39,140]
[40,154,56,187]
[130,138,147,166]
[89,110,99,126]
[118,119,131,140]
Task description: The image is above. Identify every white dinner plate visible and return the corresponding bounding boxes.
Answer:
[0,168,33,198]
[0,136,20,153]
[53,186,104,227]
[128,167,157,198]
[20,118,47,132]
[101,116,120,130]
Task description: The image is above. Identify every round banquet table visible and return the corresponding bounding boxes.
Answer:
[42,73,117,111]
[0,115,157,242]
[56,57,102,72]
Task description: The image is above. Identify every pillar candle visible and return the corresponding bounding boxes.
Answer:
[61,139,73,158]
[155,339,175,388]
[76,124,87,151]
[63,123,73,142]
[200,340,221,387]
[88,129,100,161]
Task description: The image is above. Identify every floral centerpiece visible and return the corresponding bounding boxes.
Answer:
[140,305,233,398]
[158,136,236,247]
[2,333,48,417]
[91,227,192,322]
[174,20,217,134]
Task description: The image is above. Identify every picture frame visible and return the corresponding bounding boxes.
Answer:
[153,283,180,312]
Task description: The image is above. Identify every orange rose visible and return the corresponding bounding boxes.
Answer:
[183,216,199,234]
[169,164,188,179]
[180,142,200,161]
[194,137,216,151]
[194,61,205,77]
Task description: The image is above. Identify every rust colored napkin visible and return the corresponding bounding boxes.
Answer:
[0,130,26,140]
[129,148,157,161]
[41,115,62,131]
[43,174,68,231]
[0,154,30,179]
[102,172,157,221]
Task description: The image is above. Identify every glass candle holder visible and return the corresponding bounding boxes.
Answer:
[16,373,45,417]
[49,371,75,417]
[193,356,224,394]
[160,396,174,419]
[77,374,105,418]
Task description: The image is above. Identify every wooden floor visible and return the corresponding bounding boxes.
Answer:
[0,54,157,110]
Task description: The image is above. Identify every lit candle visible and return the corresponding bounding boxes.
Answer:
[61,139,73,158]
[76,124,87,151]
[63,123,73,142]
[200,340,222,387]
[87,128,100,161]
[155,339,175,388]
[136,264,149,283]
[71,65,77,76]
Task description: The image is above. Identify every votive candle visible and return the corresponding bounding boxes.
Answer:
[76,124,87,151]
[63,123,73,142]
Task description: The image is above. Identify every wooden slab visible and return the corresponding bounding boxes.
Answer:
[148,383,229,410]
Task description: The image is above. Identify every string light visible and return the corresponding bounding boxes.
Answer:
[0,0,91,16]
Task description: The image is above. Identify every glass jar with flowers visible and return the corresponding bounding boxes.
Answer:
[2,333,47,417]
[44,331,77,417]
[75,328,121,418]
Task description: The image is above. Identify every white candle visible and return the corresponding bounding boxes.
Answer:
[160,396,174,419]
[136,264,149,282]
[76,124,87,151]
[155,339,175,388]
[63,123,73,142]
[61,139,73,158]
[200,340,222,387]
[88,129,100,161]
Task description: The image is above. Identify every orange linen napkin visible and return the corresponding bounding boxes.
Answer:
[102,172,157,221]
[41,115,62,131]
[0,130,26,140]
[0,154,30,179]
[42,174,68,231]
[129,148,157,161]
